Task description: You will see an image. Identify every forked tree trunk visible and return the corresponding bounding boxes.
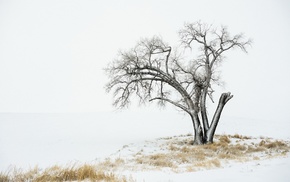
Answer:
[205,92,233,144]
[206,92,233,143]
[190,113,204,145]
[190,92,233,145]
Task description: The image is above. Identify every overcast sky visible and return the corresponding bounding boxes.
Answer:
[0,0,290,122]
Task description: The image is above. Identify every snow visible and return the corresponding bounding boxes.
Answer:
[129,156,290,182]
[109,134,290,181]
[0,112,290,181]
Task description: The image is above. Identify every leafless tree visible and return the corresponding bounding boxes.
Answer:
[105,21,251,145]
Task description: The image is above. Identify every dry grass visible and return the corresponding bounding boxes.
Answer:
[193,159,221,169]
[97,157,126,171]
[230,134,252,140]
[0,163,129,182]
[126,134,290,172]
[1,134,289,179]
[135,153,175,168]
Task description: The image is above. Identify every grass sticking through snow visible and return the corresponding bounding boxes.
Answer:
[128,134,290,172]
[1,134,289,180]
[0,163,129,182]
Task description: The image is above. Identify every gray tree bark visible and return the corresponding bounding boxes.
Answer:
[190,113,204,145]
[206,92,233,143]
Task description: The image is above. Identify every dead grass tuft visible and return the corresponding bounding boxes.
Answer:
[218,135,231,144]
[194,159,221,169]
[231,134,252,140]
[259,139,287,149]
[1,134,289,178]
[129,134,290,172]
[0,164,129,182]
[136,153,175,168]
[181,146,191,153]
[169,144,179,151]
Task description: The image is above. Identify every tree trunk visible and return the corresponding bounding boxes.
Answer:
[206,92,233,143]
[190,113,204,145]
[200,87,209,142]
[189,92,233,145]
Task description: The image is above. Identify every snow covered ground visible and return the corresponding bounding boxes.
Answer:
[128,156,290,182]
[0,111,289,181]
[127,137,290,182]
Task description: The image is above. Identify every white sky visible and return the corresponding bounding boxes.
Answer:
[0,0,290,122]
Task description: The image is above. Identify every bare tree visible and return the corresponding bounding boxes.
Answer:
[105,21,251,145]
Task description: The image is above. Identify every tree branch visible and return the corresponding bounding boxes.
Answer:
[206,92,233,141]
[149,97,190,114]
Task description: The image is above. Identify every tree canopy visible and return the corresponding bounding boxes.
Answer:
[105,21,251,144]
